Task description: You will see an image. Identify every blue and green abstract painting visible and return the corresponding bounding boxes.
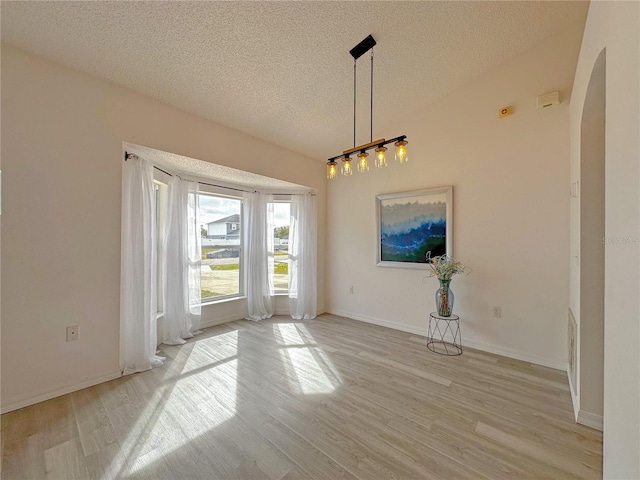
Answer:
[380,193,447,263]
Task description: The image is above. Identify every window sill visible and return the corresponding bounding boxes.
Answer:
[160,294,285,313]
[200,295,246,308]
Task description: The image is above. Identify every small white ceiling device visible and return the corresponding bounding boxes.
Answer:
[537,91,560,109]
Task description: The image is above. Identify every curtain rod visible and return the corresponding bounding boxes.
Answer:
[124,152,316,196]
[125,151,254,194]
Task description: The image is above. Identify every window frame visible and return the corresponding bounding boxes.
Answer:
[198,189,245,305]
[270,196,292,295]
[153,171,246,308]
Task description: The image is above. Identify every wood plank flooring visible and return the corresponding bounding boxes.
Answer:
[1,314,603,479]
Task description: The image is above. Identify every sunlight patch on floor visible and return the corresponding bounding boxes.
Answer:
[275,323,342,395]
[132,358,238,473]
[274,323,309,346]
[180,330,238,374]
[103,332,239,479]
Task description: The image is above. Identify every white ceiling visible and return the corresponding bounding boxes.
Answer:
[1,1,588,162]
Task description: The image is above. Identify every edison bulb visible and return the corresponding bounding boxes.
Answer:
[394,139,408,163]
[357,152,369,172]
[341,157,353,176]
[375,146,387,167]
[327,161,337,179]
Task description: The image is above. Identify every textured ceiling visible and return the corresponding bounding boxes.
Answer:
[2,1,588,162]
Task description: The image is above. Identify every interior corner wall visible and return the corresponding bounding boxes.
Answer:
[568,2,640,478]
[0,44,326,413]
[326,23,585,370]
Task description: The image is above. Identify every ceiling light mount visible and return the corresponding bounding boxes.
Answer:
[349,34,377,60]
[328,35,408,179]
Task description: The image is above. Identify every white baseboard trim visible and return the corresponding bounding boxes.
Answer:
[567,365,580,422]
[273,304,326,318]
[462,338,568,371]
[1,369,122,414]
[326,309,568,371]
[200,313,246,329]
[328,308,426,335]
[577,410,603,431]
[200,307,327,328]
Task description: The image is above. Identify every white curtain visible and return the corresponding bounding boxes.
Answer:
[289,193,317,320]
[120,156,165,375]
[162,176,202,344]
[244,191,274,321]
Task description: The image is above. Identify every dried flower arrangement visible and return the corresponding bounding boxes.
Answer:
[426,254,469,281]
[425,254,470,317]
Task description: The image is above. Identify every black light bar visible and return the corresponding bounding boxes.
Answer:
[327,135,407,163]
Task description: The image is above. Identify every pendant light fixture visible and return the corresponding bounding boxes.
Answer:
[341,156,353,175]
[357,151,369,172]
[395,139,408,163]
[327,159,338,179]
[327,35,408,179]
[375,145,388,168]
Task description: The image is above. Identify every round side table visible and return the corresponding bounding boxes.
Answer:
[427,312,462,356]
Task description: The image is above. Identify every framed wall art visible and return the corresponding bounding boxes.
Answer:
[376,186,453,269]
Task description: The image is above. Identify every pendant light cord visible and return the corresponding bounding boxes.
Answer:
[370,48,374,142]
[353,59,357,149]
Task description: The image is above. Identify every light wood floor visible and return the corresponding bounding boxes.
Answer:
[1,314,602,479]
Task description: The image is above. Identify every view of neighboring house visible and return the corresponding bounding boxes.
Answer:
[206,214,240,240]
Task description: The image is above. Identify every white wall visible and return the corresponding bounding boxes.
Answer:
[0,44,326,412]
[569,2,640,478]
[326,23,585,370]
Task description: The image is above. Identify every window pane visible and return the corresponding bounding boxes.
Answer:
[272,202,290,292]
[198,195,242,300]
[201,247,241,299]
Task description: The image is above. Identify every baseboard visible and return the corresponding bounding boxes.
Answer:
[200,306,326,328]
[577,409,603,431]
[566,367,602,432]
[1,369,122,414]
[327,309,568,371]
[462,338,568,371]
[200,313,245,329]
[328,309,426,335]
[567,365,580,422]
[273,303,325,318]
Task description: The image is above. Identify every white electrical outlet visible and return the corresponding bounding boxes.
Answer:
[349,286,354,294]
[492,306,502,318]
[66,325,79,342]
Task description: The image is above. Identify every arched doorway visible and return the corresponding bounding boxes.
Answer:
[579,48,606,423]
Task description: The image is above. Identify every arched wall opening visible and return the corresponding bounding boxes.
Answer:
[578,48,606,421]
